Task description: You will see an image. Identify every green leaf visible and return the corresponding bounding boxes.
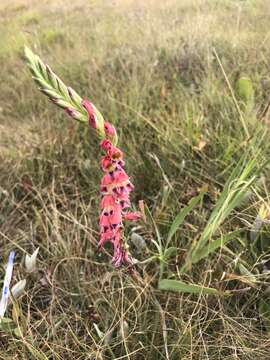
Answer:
[167,192,204,246]
[0,317,16,332]
[181,156,260,273]
[164,247,178,261]
[158,279,229,296]
[13,327,22,338]
[191,230,242,264]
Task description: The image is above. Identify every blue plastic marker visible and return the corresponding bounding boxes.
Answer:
[0,251,15,319]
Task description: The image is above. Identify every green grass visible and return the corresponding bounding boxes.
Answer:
[1,0,270,358]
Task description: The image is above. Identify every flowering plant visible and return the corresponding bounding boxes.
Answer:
[24,47,142,267]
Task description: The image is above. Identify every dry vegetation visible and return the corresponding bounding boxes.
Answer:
[1,0,270,359]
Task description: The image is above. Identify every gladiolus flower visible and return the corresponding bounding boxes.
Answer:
[81,97,141,267]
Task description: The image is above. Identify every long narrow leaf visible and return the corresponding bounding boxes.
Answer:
[167,192,204,246]
[158,279,229,296]
[191,229,242,264]
[181,157,261,272]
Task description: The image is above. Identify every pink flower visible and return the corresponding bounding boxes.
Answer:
[113,169,129,182]
[101,155,114,172]
[101,174,114,187]
[123,212,142,221]
[98,229,114,247]
[107,146,123,161]
[100,194,115,209]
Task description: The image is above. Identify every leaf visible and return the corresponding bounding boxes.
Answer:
[12,300,26,332]
[163,247,178,261]
[158,279,229,296]
[25,248,39,273]
[167,192,204,246]
[0,317,16,332]
[181,156,260,273]
[13,327,22,338]
[191,230,241,264]
[25,344,49,360]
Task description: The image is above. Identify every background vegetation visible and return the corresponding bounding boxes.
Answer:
[1,0,270,358]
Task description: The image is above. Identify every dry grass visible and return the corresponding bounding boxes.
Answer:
[1,0,270,359]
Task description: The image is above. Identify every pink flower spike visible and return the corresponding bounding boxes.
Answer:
[97,122,138,268]
[123,212,142,221]
[82,99,97,129]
